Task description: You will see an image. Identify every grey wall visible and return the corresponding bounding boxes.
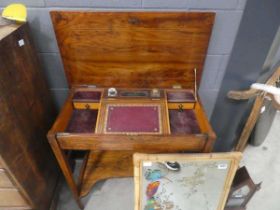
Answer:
[0,0,247,116]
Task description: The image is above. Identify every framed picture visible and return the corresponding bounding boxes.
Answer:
[134,152,242,210]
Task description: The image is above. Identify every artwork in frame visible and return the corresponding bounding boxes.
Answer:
[133,152,242,210]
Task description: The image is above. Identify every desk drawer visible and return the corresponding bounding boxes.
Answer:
[167,102,195,110]
[73,102,100,110]
[0,169,14,188]
[0,188,29,207]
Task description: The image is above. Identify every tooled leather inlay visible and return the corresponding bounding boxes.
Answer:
[104,104,162,134]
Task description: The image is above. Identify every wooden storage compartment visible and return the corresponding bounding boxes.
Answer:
[167,90,196,109]
[66,89,102,133]
[0,159,31,209]
[168,109,201,134]
[66,89,208,136]
[167,90,200,134]
[72,90,102,110]
[66,109,98,133]
[0,169,14,188]
[0,189,29,207]
[166,90,196,102]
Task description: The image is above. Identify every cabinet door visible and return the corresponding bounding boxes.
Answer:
[0,24,59,210]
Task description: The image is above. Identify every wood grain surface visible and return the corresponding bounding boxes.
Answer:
[56,133,207,151]
[51,12,215,88]
[0,23,59,210]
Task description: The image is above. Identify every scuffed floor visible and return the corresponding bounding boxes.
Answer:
[57,177,134,210]
[57,112,280,210]
[241,111,280,210]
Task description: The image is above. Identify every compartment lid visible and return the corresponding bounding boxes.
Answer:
[51,11,215,88]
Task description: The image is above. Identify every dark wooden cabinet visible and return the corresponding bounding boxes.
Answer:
[0,23,59,210]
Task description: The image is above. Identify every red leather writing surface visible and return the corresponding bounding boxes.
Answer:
[105,105,161,134]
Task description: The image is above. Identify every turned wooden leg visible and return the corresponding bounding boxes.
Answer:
[48,134,84,209]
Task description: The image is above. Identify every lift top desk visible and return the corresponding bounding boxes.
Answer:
[47,11,216,208]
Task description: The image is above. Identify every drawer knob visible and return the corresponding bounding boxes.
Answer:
[178,104,184,112]
[85,104,90,109]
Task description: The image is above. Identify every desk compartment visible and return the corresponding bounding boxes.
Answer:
[66,110,98,133]
[0,188,30,207]
[167,90,195,102]
[68,90,101,133]
[72,91,101,110]
[0,169,14,188]
[169,109,200,134]
[167,90,200,134]
[73,91,101,101]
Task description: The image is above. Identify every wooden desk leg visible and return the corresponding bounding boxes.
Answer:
[203,135,215,152]
[48,134,84,209]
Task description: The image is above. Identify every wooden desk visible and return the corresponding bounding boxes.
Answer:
[48,11,216,209]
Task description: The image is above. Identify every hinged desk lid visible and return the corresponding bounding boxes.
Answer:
[51,11,215,89]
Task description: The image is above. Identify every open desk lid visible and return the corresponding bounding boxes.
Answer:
[51,11,215,89]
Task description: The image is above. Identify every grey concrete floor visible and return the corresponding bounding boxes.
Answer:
[57,112,280,210]
[241,111,280,210]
